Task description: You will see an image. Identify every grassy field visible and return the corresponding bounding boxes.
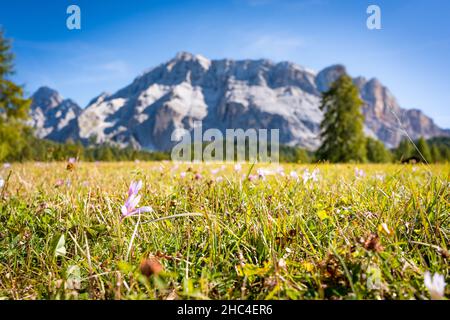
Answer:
[0,161,448,300]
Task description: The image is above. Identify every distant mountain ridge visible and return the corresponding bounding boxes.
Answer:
[29,87,81,143]
[29,52,449,150]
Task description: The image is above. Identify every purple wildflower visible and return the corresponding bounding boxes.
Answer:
[195,173,202,180]
[289,171,299,181]
[55,179,64,187]
[128,180,143,197]
[276,167,285,177]
[121,180,152,220]
[257,168,268,180]
[355,167,365,178]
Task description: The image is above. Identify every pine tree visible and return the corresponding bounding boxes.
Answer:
[415,137,432,163]
[366,137,392,163]
[430,144,442,163]
[0,28,31,161]
[395,138,414,162]
[317,74,367,163]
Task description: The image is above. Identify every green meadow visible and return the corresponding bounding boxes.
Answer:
[0,162,448,300]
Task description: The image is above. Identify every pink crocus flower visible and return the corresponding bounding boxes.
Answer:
[215,176,224,182]
[55,179,64,187]
[311,169,319,182]
[121,180,152,220]
[68,158,76,164]
[210,169,220,175]
[302,169,311,184]
[121,194,152,219]
[257,168,268,180]
[276,167,285,177]
[354,167,365,178]
[234,163,242,172]
[290,171,299,181]
[195,173,202,180]
[180,172,187,178]
[3,163,11,169]
[248,174,257,182]
[128,180,143,197]
[302,168,319,184]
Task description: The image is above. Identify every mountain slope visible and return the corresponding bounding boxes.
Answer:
[29,53,449,150]
[29,87,82,142]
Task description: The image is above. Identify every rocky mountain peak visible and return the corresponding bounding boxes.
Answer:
[315,64,347,92]
[28,54,449,150]
[31,86,64,111]
[171,51,211,71]
[29,87,81,142]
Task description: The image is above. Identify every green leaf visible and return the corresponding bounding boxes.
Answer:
[54,234,66,257]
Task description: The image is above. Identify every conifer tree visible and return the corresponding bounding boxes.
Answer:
[395,138,414,162]
[415,137,432,163]
[366,137,392,163]
[0,28,31,161]
[317,75,367,163]
[430,144,442,163]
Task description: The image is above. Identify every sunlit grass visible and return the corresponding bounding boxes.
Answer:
[0,161,448,300]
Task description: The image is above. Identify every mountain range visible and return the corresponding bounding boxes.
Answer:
[29,52,449,151]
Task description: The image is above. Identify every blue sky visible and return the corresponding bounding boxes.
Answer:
[1,0,450,127]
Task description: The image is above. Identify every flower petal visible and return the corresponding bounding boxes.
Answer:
[136,206,153,214]
[121,205,129,216]
[129,194,141,210]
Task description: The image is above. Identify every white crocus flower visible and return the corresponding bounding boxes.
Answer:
[424,271,446,300]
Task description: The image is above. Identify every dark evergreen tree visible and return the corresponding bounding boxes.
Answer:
[430,144,442,163]
[395,138,414,162]
[0,29,31,161]
[366,137,392,163]
[317,75,367,163]
[415,137,432,163]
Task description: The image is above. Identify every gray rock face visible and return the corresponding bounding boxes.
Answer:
[29,87,82,142]
[29,53,449,150]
